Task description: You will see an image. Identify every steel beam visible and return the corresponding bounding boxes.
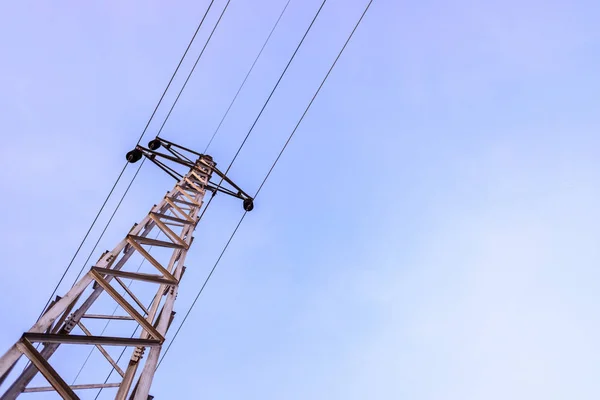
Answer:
[16,339,78,399]
[23,383,121,393]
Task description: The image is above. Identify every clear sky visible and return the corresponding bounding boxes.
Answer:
[1,0,600,399]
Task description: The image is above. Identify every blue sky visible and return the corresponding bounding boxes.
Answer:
[1,0,600,398]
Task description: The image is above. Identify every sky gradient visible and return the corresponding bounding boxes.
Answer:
[1,0,600,398]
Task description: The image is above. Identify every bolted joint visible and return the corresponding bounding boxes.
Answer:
[167,311,177,331]
[63,316,77,333]
[132,346,145,362]
[162,284,176,296]
[128,222,139,234]
[98,251,116,268]
[97,250,109,263]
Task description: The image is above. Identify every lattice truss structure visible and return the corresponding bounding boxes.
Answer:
[0,138,253,399]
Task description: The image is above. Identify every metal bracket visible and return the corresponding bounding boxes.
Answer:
[126,137,254,211]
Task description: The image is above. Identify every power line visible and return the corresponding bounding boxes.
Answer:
[90,234,173,400]
[35,163,127,322]
[69,163,144,285]
[203,0,327,219]
[156,4,331,354]
[140,2,328,362]
[156,0,332,369]
[23,1,221,373]
[71,230,161,386]
[93,327,140,400]
[76,0,311,302]
[178,0,294,242]
[203,0,292,153]
[73,0,372,391]
[255,0,372,196]
[222,0,327,176]
[86,0,297,385]
[36,0,218,321]
[156,0,374,371]
[88,2,236,396]
[67,0,233,288]
[154,0,233,140]
[155,211,245,370]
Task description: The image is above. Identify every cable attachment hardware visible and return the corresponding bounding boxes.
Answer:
[132,346,145,362]
[126,137,254,212]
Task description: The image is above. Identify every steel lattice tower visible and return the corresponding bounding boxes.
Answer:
[0,138,253,399]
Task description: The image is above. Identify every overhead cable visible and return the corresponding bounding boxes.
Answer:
[36,0,219,321]
[199,0,328,221]
[156,0,374,370]
[203,0,292,153]
[71,230,161,386]
[68,0,233,290]
[176,0,328,283]
[88,1,236,396]
[89,0,321,388]
[222,0,327,176]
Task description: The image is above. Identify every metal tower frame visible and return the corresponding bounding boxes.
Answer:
[0,138,252,399]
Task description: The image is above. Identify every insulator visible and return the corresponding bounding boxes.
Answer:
[126,148,143,163]
[243,198,254,212]
[148,139,161,150]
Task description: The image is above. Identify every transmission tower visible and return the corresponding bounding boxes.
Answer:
[0,137,253,399]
